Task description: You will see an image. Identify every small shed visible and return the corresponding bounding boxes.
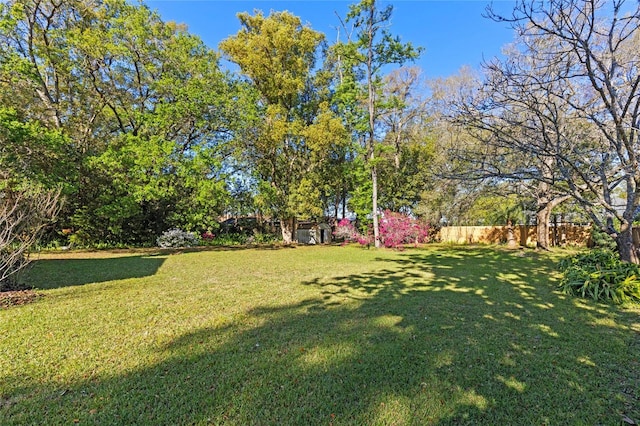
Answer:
[297,222,332,244]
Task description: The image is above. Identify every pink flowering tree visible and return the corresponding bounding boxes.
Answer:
[379,210,431,249]
[333,218,372,245]
[334,213,431,249]
[333,218,357,241]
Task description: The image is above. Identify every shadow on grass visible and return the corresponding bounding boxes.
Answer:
[3,247,639,424]
[26,243,299,290]
[27,256,167,289]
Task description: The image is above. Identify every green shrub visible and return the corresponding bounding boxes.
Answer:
[211,233,247,246]
[247,232,280,244]
[558,249,640,304]
[590,226,617,250]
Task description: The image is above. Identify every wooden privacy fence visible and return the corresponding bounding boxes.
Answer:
[438,225,592,246]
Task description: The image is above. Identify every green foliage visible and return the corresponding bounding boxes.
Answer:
[0,107,73,191]
[1,0,236,246]
[343,0,422,76]
[198,232,281,246]
[346,153,373,226]
[465,193,531,225]
[332,0,422,245]
[559,249,640,304]
[209,233,247,246]
[590,226,617,251]
[220,11,324,108]
[0,108,66,287]
[377,135,435,212]
[221,11,348,238]
[248,232,281,244]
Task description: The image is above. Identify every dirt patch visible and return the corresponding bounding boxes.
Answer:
[0,290,41,308]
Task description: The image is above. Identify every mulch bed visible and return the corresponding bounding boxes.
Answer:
[0,290,41,308]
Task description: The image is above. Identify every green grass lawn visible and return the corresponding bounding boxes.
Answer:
[1,245,639,425]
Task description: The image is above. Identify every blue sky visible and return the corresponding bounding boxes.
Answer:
[145,0,518,79]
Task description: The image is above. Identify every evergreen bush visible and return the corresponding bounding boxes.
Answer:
[558,249,640,304]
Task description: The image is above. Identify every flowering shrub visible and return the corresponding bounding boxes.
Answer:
[333,213,431,249]
[333,218,371,245]
[379,210,431,249]
[356,233,373,246]
[201,231,215,240]
[199,231,215,245]
[156,228,199,248]
[333,218,358,241]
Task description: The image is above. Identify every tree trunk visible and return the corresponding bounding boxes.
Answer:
[536,206,552,250]
[535,191,570,250]
[616,223,639,264]
[394,132,401,170]
[342,185,347,220]
[371,164,380,248]
[280,217,297,244]
[366,5,380,249]
[342,188,347,220]
[506,219,518,248]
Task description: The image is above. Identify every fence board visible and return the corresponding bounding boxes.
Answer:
[438,225,591,246]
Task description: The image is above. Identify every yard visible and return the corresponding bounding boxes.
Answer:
[1,245,638,425]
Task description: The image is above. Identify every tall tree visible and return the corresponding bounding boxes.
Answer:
[458,0,640,260]
[380,67,426,170]
[0,0,236,244]
[438,65,573,249]
[334,0,421,247]
[220,10,347,243]
[377,66,433,213]
[0,107,63,288]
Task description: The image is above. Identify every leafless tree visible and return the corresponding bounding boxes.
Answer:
[449,0,640,259]
[380,66,428,169]
[0,186,61,290]
[432,67,569,248]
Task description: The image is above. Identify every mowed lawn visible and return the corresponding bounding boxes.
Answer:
[1,245,639,425]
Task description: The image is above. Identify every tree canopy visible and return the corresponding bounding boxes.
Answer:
[444,0,640,260]
[220,10,349,243]
[1,0,639,263]
[1,0,240,245]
